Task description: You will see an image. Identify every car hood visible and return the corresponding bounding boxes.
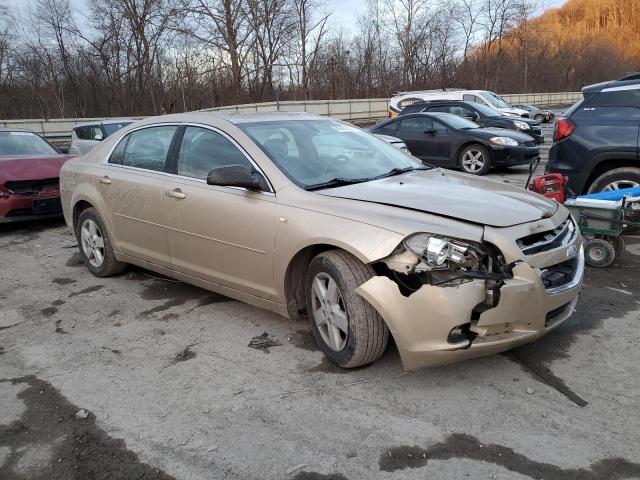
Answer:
[317,169,557,227]
[468,128,536,143]
[0,154,74,184]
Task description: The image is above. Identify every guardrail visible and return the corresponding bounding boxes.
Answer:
[0,92,581,140]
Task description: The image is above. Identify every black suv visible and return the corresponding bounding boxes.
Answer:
[547,73,640,194]
[399,100,544,144]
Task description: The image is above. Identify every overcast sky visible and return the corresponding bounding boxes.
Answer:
[13,0,568,34]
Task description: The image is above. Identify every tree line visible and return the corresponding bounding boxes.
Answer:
[0,0,637,120]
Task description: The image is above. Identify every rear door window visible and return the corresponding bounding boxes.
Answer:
[110,125,177,171]
[398,117,434,134]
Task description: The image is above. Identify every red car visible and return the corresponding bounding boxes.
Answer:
[0,128,74,223]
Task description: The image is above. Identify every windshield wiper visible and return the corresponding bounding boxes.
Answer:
[305,177,372,191]
[372,165,430,180]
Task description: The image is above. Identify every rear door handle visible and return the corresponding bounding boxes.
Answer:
[98,176,111,185]
[165,188,186,199]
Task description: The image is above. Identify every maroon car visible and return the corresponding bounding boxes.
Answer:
[0,128,73,223]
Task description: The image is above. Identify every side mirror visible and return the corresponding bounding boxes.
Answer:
[424,128,437,136]
[206,165,267,191]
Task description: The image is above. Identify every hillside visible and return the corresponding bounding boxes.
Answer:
[461,0,640,93]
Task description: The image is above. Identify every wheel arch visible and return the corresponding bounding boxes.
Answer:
[284,242,373,321]
[72,199,95,234]
[584,157,640,194]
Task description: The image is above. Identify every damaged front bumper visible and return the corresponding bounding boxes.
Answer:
[356,214,584,371]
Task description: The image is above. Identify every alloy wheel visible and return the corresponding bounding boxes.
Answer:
[311,272,348,352]
[462,149,486,174]
[80,219,105,268]
[602,180,640,192]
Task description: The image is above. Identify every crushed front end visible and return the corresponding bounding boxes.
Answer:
[356,209,583,370]
[0,178,63,223]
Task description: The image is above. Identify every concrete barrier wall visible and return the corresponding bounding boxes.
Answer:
[0,92,581,140]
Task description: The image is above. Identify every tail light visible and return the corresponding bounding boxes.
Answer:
[553,118,575,142]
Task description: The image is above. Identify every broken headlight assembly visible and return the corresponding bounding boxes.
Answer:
[378,233,513,294]
[404,233,481,271]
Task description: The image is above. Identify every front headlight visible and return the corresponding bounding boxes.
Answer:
[489,136,518,147]
[513,120,530,130]
[404,233,481,270]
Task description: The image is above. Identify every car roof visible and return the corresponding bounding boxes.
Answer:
[127,111,327,128]
[408,99,470,105]
[582,78,640,94]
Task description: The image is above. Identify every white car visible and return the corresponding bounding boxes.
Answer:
[389,89,529,118]
[69,120,134,155]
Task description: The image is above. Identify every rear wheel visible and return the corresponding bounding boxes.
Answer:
[305,250,389,368]
[459,145,491,175]
[76,208,127,277]
[587,167,640,194]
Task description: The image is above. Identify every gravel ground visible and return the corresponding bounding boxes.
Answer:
[2,118,640,480]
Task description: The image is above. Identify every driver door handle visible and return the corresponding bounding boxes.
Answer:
[165,188,186,199]
[98,175,111,185]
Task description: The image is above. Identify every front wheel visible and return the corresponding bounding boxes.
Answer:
[534,114,546,123]
[305,250,389,368]
[459,145,491,175]
[76,208,127,277]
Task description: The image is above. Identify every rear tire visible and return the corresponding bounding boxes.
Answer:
[584,238,615,268]
[459,144,491,175]
[587,167,640,194]
[76,208,127,277]
[305,250,389,368]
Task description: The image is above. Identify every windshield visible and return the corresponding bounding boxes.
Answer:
[479,91,511,109]
[103,122,133,136]
[239,119,426,190]
[437,114,479,130]
[0,131,58,156]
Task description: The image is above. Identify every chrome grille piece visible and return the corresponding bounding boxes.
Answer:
[517,217,576,255]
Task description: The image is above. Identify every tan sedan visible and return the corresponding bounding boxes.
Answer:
[60,112,583,370]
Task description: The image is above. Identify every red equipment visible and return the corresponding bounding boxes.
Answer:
[528,173,567,204]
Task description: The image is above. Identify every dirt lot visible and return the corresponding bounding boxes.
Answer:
[2,121,640,480]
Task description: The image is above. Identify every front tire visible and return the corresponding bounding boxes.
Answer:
[459,145,491,175]
[587,167,640,194]
[76,208,127,277]
[534,114,545,123]
[305,250,389,368]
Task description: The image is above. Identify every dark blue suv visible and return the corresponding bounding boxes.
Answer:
[547,73,640,194]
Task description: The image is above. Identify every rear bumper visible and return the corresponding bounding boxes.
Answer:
[545,143,589,194]
[356,212,583,370]
[0,191,63,223]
